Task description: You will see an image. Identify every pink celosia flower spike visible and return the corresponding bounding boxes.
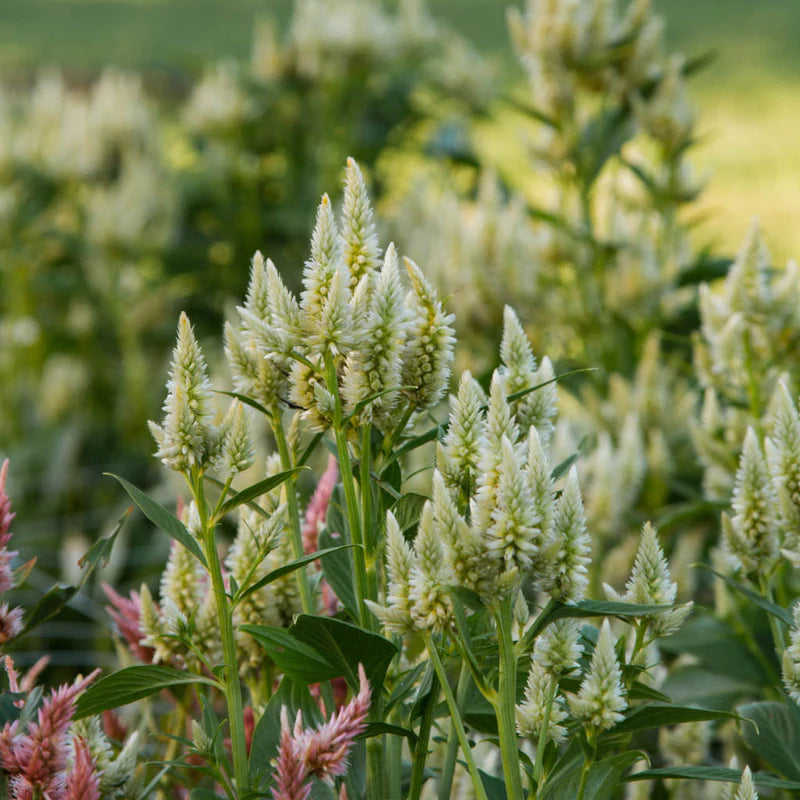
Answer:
[272,708,311,800]
[302,455,338,555]
[0,459,18,595]
[300,664,371,780]
[271,665,371,800]
[0,664,101,798]
[64,737,100,800]
[102,583,156,663]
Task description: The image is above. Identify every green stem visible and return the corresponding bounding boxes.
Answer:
[361,422,378,603]
[271,405,313,614]
[438,660,471,800]
[759,575,786,657]
[195,473,249,796]
[386,710,404,800]
[495,597,525,800]
[408,669,439,800]
[533,676,557,789]
[576,731,597,800]
[425,634,489,800]
[324,353,370,628]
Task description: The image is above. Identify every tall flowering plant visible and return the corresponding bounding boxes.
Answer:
[61,159,785,800]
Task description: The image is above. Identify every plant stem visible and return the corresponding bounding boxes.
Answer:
[437,660,471,800]
[387,710,404,800]
[270,404,313,614]
[195,473,249,796]
[495,597,525,800]
[360,422,379,603]
[759,575,786,657]
[324,352,370,628]
[408,669,439,800]
[533,676,557,789]
[424,634,489,800]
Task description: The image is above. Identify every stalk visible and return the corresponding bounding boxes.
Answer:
[532,676,556,789]
[360,422,379,602]
[324,352,370,628]
[494,597,525,800]
[194,473,249,796]
[408,669,439,800]
[424,634,489,800]
[387,710,403,800]
[437,660,471,800]
[270,404,313,614]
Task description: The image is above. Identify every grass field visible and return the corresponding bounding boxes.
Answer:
[0,0,798,257]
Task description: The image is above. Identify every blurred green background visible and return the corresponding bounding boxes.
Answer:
[1,0,798,256]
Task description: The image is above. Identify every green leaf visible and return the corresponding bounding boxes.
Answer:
[552,600,672,622]
[217,468,305,518]
[345,386,416,421]
[697,565,793,625]
[661,666,761,708]
[506,367,598,405]
[106,473,207,567]
[240,625,340,684]
[387,426,444,465]
[478,768,509,800]
[215,390,270,418]
[78,506,131,571]
[384,662,427,716]
[75,666,217,719]
[390,493,428,536]
[541,741,645,800]
[625,766,800,791]
[290,615,398,693]
[237,545,357,602]
[739,701,800,781]
[318,488,358,617]
[249,677,322,785]
[659,614,768,685]
[18,583,78,638]
[357,722,418,748]
[614,703,749,734]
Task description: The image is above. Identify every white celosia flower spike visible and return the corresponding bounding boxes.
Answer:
[516,660,568,743]
[499,305,538,398]
[224,322,287,410]
[766,381,800,549]
[341,157,381,287]
[314,266,353,356]
[726,427,778,573]
[734,766,758,800]
[221,402,255,475]
[569,619,627,732]
[526,426,555,564]
[607,522,692,637]
[437,370,486,504]
[485,435,539,576]
[782,602,800,704]
[400,257,456,412]
[408,502,453,632]
[432,470,494,599]
[535,619,582,677]
[149,312,216,472]
[366,511,415,635]
[243,250,270,321]
[724,219,771,316]
[497,306,557,446]
[343,243,408,430]
[543,465,590,603]
[300,194,351,352]
[472,373,518,535]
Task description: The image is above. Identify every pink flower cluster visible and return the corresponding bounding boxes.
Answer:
[302,455,338,556]
[272,664,371,800]
[0,656,100,800]
[0,460,24,644]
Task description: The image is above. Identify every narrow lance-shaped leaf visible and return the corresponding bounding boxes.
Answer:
[106,473,207,567]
